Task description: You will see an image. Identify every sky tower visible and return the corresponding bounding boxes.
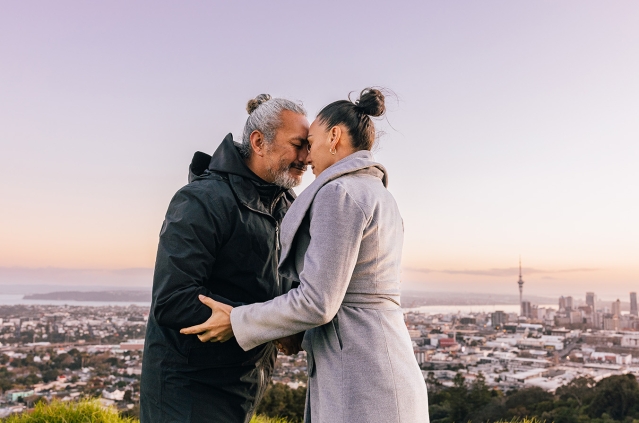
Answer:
[517,258,525,316]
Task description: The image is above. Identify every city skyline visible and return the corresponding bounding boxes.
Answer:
[1,1,638,295]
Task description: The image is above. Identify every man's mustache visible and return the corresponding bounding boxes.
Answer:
[289,163,307,171]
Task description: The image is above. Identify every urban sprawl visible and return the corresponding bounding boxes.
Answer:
[2,291,639,417]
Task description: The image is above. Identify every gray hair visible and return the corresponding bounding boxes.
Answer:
[240,94,307,158]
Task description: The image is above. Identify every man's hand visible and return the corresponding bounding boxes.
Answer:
[274,332,305,355]
[180,295,234,342]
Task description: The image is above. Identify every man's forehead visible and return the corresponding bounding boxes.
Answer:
[279,110,309,126]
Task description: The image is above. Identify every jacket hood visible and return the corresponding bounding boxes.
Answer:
[191,133,295,217]
[208,133,265,183]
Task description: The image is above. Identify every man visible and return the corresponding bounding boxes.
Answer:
[140,94,309,423]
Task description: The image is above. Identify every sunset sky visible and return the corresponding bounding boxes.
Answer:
[1,1,638,299]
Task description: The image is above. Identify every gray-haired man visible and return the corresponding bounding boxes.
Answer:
[140,95,309,423]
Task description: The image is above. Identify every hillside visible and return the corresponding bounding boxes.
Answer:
[0,399,544,423]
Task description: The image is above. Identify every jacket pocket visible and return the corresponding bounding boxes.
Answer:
[302,330,316,377]
[331,315,343,350]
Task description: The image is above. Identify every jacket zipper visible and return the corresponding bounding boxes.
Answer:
[240,190,286,295]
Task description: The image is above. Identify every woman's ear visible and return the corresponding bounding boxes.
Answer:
[329,126,342,150]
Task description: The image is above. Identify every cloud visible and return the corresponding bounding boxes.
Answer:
[404,267,600,277]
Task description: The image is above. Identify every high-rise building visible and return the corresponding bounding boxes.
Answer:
[570,310,583,324]
[566,296,574,311]
[517,258,525,316]
[559,296,567,310]
[521,301,532,318]
[586,292,596,310]
[631,292,638,316]
[492,311,508,328]
[612,299,622,317]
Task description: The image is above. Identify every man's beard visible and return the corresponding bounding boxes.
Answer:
[266,159,306,189]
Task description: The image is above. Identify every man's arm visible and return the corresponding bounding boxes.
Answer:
[152,185,238,330]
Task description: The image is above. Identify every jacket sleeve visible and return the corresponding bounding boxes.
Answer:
[230,183,368,351]
[152,185,240,330]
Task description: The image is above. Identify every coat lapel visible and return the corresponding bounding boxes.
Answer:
[278,150,388,271]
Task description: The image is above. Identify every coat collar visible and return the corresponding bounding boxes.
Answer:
[208,133,294,217]
[278,150,387,267]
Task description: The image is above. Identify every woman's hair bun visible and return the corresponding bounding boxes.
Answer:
[246,94,272,114]
[355,88,385,117]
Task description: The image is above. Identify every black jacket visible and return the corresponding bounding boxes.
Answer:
[140,134,294,422]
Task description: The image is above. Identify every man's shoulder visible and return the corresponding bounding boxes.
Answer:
[172,172,236,207]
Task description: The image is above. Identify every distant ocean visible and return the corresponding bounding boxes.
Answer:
[0,294,558,314]
[0,294,151,307]
[406,304,557,315]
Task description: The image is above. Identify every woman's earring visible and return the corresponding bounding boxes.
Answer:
[329,147,336,155]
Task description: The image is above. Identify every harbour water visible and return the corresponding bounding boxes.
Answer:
[0,294,151,307]
[0,294,558,314]
[406,304,557,315]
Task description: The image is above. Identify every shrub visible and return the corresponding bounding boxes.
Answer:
[2,399,135,423]
[0,399,293,423]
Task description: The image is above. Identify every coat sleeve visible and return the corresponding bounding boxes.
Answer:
[152,184,241,330]
[231,182,368,351]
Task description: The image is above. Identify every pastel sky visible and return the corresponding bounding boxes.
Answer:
[1,1,638,299]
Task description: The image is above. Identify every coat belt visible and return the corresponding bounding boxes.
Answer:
[340,293,401,310]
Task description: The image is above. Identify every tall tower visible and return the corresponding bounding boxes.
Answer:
[612,299,621,317]
[631,292,638,316]
[586,292,596,310]
[518,258,525,316]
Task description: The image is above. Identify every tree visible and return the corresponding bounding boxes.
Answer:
[42,369,60,383]
[447,373,470,423]
[426,371,442,393]
[556,376,596,407]
[504,387,553,418]
[256,383,306,422]
[588,374,639,420]
[468,372,492,411]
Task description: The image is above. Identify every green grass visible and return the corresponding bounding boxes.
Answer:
[2,399,135,423]
[0,399,542,423]
[0,399,294,423]
[249,416,294,423]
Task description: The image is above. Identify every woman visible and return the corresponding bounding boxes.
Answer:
[182,88,429,423]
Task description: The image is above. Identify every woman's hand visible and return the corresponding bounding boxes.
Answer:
[180,295,234,342]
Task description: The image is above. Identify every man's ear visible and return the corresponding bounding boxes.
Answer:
[249,130,266,157]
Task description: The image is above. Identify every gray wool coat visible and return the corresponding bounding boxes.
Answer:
[231,151,429,423]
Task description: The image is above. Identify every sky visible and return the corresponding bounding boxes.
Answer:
[1,1,638,300]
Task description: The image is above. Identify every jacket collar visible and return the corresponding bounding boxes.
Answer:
[208,133,264,182]
[278,150,387,266]
[208,133,294,217]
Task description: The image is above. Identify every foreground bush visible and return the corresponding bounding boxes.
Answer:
[0,397,542,423]
[250,416,294,423]
[2,399,135,423]
[0,399,293,423]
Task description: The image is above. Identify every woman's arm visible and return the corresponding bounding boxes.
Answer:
[230,182,369,350]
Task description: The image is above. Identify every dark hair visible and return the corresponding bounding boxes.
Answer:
[317,88,386,151]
